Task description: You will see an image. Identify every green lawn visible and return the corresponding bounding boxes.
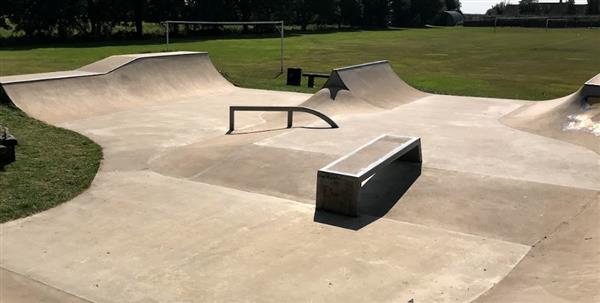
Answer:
[2,27,600,100]
[0,106,102,223]
[0,27,599,222]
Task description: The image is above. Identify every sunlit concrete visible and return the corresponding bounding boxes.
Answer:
[1,53,598,302]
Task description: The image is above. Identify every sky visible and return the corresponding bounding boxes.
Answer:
[460,0,588,14]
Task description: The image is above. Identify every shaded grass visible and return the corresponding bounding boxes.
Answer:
[0,106,102,223]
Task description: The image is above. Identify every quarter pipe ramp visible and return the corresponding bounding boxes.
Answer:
[501,74,600,154]
[0,52,234,124]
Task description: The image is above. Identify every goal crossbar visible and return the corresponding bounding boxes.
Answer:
[164,21,283,26]
[162,20,285,73]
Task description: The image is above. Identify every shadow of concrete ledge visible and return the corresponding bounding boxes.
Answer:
[314,161,421,230]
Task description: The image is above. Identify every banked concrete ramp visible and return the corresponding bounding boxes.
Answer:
[295,61,429,124]
[323,60,428,108]
[501,74,600,154]
[0,52,234,124]
[302,59,599,155]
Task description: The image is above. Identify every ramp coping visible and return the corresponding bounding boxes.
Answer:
[333,60,389,72]
[0,51,206,85]
[0,71,101,85]
[585,73,600,86]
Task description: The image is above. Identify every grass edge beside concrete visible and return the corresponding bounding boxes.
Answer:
[0,104,102,223]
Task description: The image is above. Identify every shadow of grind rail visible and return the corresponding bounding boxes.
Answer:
[227,106,339,134]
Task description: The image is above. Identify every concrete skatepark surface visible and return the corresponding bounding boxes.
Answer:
[0,52,599,302]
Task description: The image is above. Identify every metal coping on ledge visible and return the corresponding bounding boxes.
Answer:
[333,60,389,72]
[319,134,421,178]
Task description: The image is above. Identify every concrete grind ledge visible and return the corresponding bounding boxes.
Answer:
[316,135,422,216]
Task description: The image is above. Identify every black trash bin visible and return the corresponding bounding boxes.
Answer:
[287,67,302,86]
[0,127,17,165]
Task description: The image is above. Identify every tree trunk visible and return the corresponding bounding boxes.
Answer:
[134,0,144,37]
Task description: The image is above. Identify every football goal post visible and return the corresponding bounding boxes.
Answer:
[162,21,285,74]
[546,18,568,29]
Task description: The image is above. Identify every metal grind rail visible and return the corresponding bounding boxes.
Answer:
[227,106,338,134]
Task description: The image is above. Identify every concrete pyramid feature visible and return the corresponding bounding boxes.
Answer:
[323,60,427,107]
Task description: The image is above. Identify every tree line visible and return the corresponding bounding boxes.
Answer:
[0,0,461,39]
[487,0,600,16]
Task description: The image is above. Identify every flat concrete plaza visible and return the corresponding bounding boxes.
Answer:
[1,52,598,302]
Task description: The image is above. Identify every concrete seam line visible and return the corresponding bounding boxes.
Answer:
[196,173,529,245]
[424,163,600,191]
[468,246,532,302]
[0,266,95,303]
[424,166,599,192]
[469,195,598,302]
[137,171,531,246]
[531,195,598,249]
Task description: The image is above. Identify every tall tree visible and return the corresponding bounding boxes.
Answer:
[567,0,576,14]
[312,0,338,26]
[8,0,87,37]
[486,0,509,15]
[186,0,235,21]
[146,0,185,23]
[410,0,444,26]
[339,0,363,26]
[519,0,540,15]
[87,0,125,37]
[132,0,146,37]
[391,0,412,26]
[294,0,317,30]
[0,0,10,30]
[588,0,600,14]
[444,0,461,11]
[362,0,390,27]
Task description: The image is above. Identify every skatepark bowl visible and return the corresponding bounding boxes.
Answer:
[0,51,599,302]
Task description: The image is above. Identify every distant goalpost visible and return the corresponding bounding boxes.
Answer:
[162,20,285,74]
[493,17,570,31]
[545,18,568,29]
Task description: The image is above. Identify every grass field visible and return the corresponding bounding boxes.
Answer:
[0,27,599,222]
[0,106,102,223]
[2,27,600,100]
